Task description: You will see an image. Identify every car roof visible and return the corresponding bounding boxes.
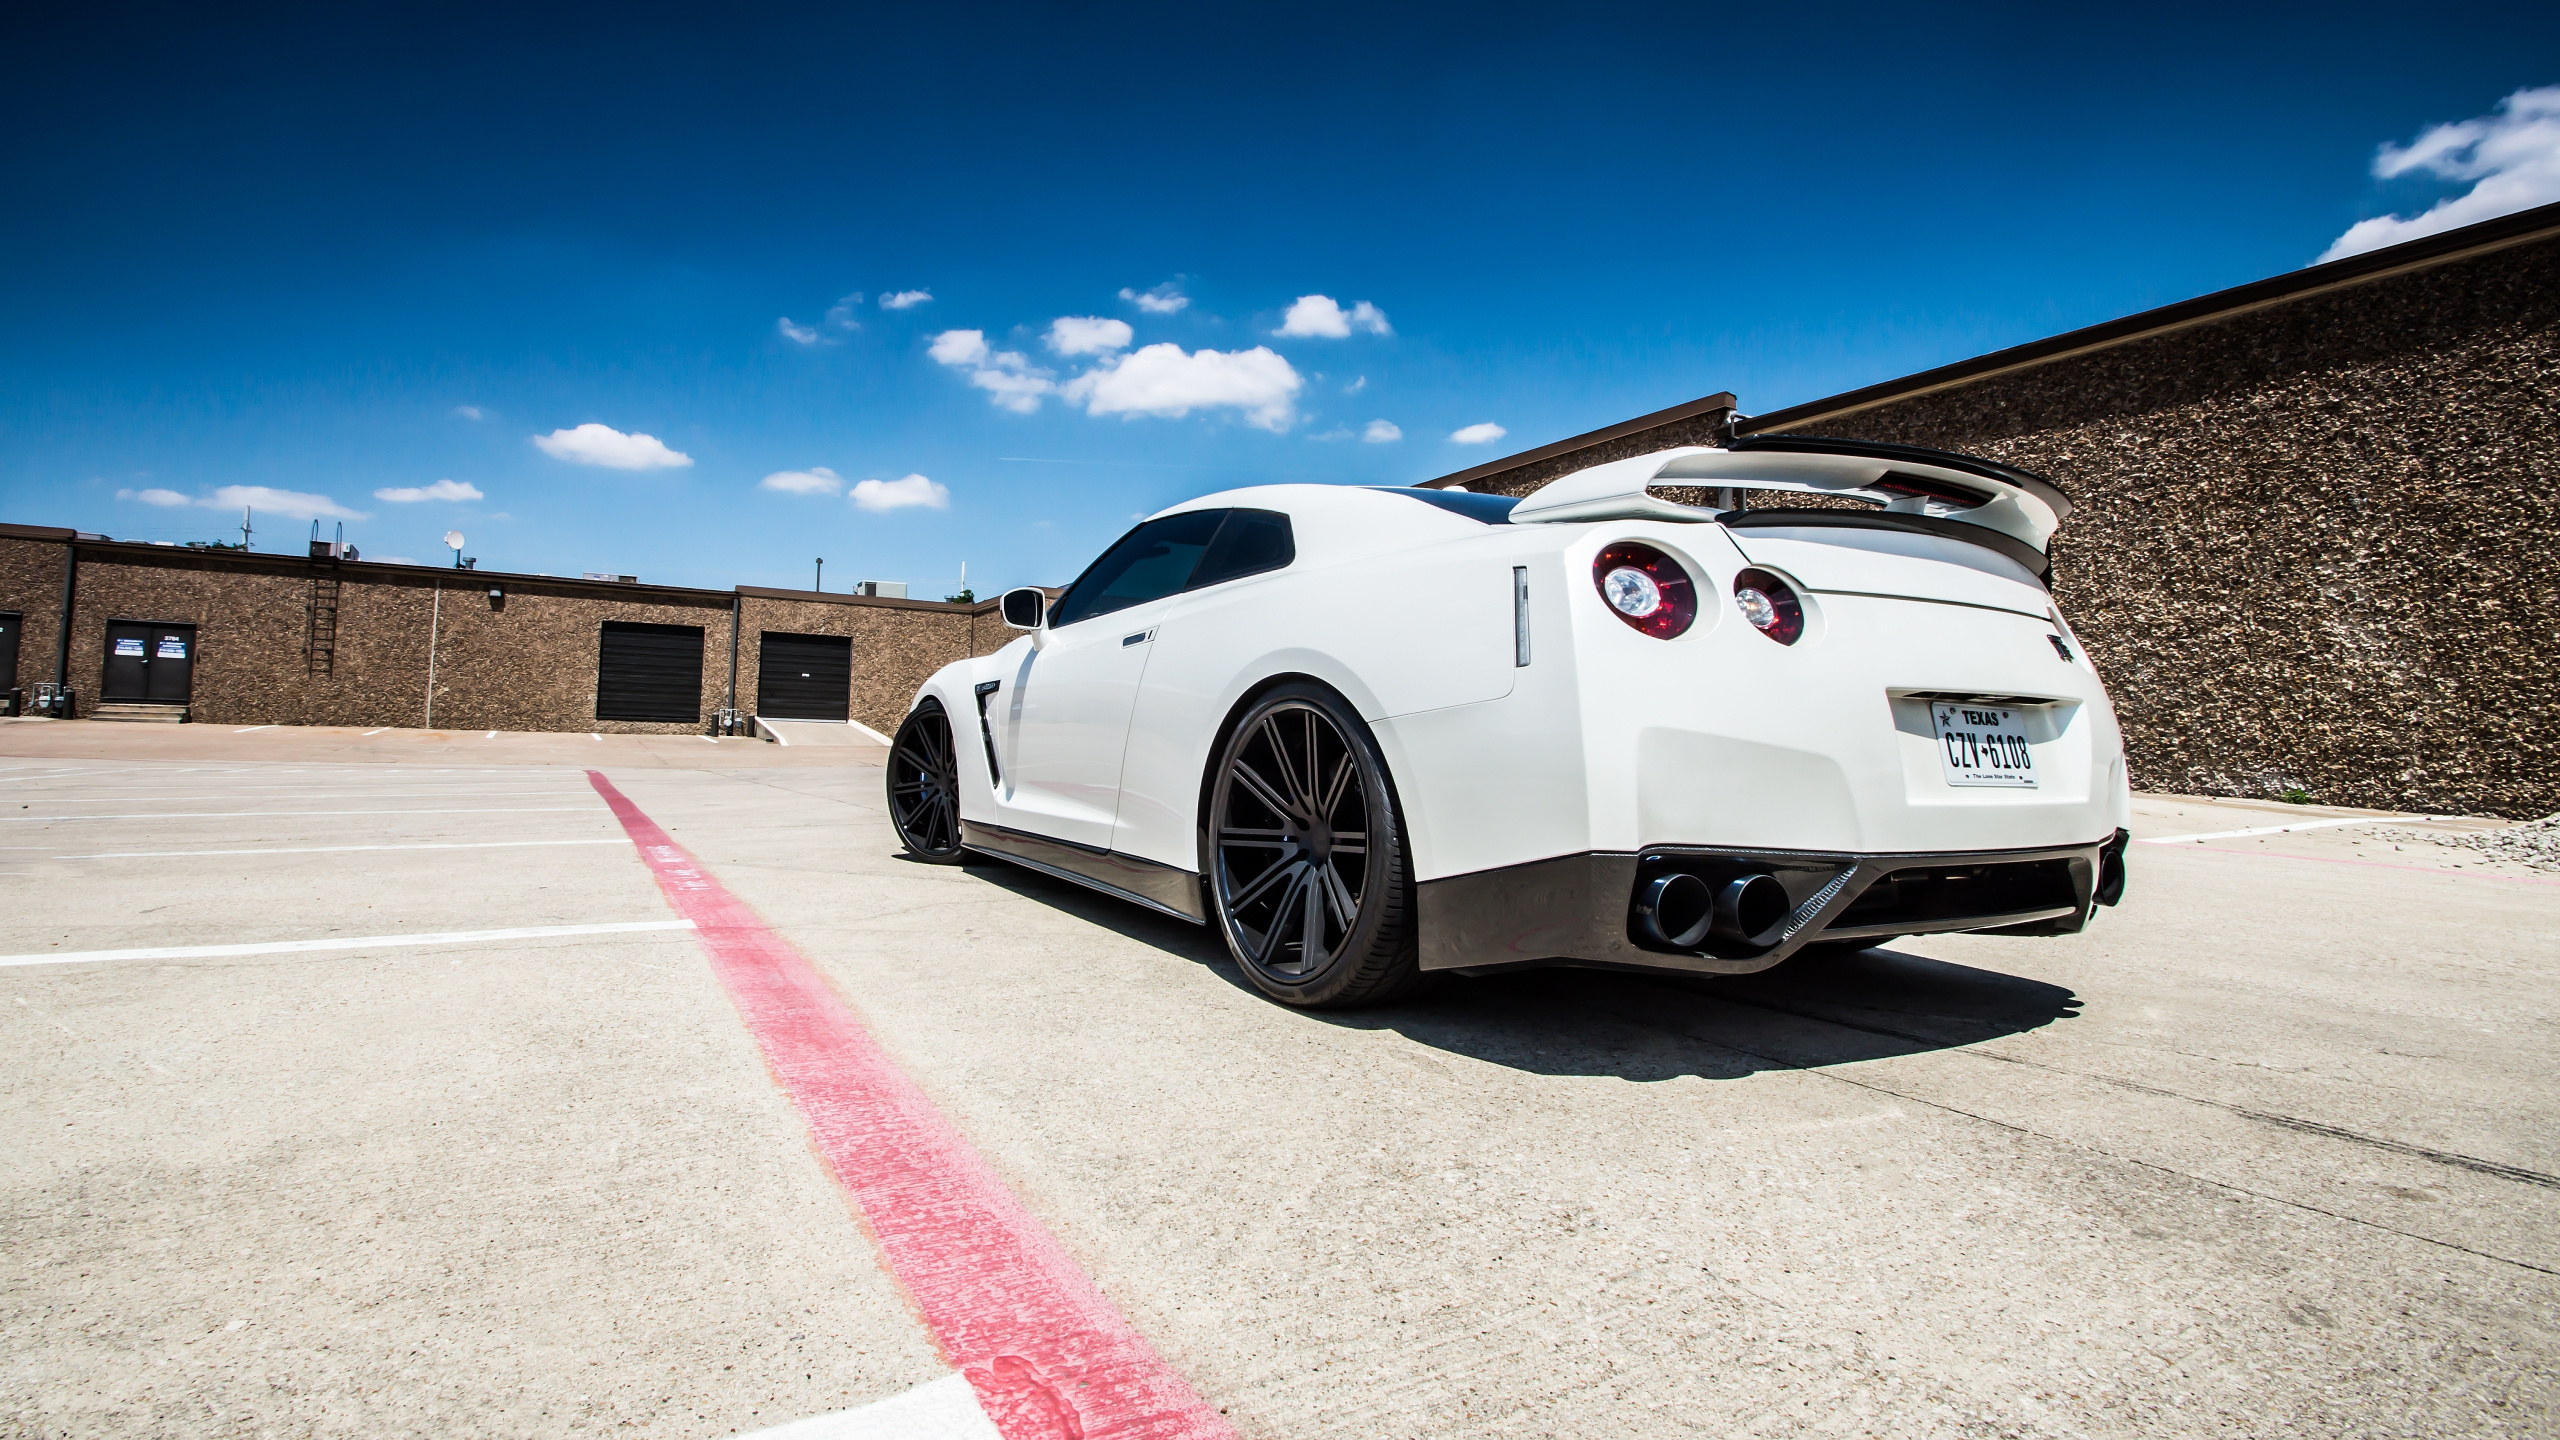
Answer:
[1144,484,1504,566]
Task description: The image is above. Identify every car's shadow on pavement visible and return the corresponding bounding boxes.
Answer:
[964,860,2080,1081]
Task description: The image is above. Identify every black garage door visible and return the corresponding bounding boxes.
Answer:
[596,622,704,723]
[756,631,852,720]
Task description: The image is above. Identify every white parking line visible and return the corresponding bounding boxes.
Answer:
[486,731,498,739]
[362,728,387,736]
[234,725,275,733]
[56,839,626,859]
[591,733,602,742]
[0,920,696,968]
[740,1374,998,1440]
[2140,815,2445,845]
[19,792,592,804]
[1,807,599,823]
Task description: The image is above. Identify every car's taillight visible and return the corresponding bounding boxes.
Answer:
[1732,567,1803,645]
[1592,542,1696,638]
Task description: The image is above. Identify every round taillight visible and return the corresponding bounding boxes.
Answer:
[1732,567,1803,645]
[1591,542,1695,638]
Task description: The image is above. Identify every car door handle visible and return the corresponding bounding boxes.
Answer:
[1121,628,1155,647]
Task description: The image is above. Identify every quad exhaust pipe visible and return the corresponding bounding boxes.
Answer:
[1634,870,1792,952]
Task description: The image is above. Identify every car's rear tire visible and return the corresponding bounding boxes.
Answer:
[887,700,969,864]
[1203,682,1424,1008]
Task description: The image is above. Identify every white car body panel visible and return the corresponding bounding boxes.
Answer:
[903,445,2134,977]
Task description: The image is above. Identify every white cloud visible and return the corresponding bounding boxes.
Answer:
[118,485,367,518]
[1449,422,1508,445]
[453,405,483,420]
[1362,419,1402,443]
[778,317,821,345]
[210,485,368,520]
[1276,294,1392,338]
[531,423,694,470]
[1062,343,1302,430]
[373,479,484,503]
[851,473,950,512]
[1308,427,1354,441]
[1344,375,1366,394]
[1119,282,1189,314]
[1047,315,1134,355]
[761,466,843,496]
[2320,85,2560,261]
[880,290,933,310]
[930,330,1056,413]
[928,329,990,366]
[826,292,864,329]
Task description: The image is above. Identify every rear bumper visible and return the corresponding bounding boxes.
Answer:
[1417,830,2129,977]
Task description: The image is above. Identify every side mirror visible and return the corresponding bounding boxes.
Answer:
[1000,586,1046,630]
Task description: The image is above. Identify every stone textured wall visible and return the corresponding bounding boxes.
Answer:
[1473,237,2560,818]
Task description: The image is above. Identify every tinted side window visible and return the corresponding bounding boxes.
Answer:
[1187,509,1294,591]
[1049,510,1227,628]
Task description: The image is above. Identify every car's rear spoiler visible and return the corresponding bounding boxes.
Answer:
[1507,437,2068,578]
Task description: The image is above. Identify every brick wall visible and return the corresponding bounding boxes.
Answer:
[0,542,1007,734]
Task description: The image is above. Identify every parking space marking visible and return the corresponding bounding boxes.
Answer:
[585,770,1232,1440]
[0,919,694,968]
[1,806,599,823]
[742,1373,1001,1440]
[55,839,626,859]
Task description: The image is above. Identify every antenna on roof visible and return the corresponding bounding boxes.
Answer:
[444,530,465,569]
[241,506,253,551]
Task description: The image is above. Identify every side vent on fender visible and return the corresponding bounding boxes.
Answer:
[973,681,1003,785]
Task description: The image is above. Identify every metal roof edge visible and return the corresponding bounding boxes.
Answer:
[56,538,739,599]
[1415,393,1738,490]
[1738,199,2560,436]
[0,522,79,541]
[1413,200,2560,492]
[736,584,994,614]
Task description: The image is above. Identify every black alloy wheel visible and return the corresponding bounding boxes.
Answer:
[887,700,967,864]
[1205,682,1423,1007]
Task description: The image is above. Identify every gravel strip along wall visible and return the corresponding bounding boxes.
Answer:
[1432,210,2560,820]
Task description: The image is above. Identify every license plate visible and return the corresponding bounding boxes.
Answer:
[1930,703,2036,788]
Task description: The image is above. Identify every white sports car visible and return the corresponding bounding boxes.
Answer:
[888,436,2132,1007]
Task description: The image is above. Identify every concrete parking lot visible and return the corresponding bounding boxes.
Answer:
[3,721,2554,1438]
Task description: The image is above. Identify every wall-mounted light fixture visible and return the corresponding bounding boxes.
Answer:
[487,586,505,611]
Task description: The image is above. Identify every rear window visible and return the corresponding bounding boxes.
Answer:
[1189,509,1294,590]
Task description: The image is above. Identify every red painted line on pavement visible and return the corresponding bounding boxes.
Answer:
[585,771,1232,1440]
[2162,842,2560,885]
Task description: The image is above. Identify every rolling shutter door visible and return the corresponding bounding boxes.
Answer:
[756,632,853,720]
[596,621,705,723]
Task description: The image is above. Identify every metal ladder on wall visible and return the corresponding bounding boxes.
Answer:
[305,572,340,675]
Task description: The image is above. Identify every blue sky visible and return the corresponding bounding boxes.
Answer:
[5,3,2555,596]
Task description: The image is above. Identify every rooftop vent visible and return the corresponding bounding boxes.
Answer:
[854,580,907,599]
[581,572,637,583]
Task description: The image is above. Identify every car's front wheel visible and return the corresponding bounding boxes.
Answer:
[887,700,968,864]
[1204,682,1424,1008]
